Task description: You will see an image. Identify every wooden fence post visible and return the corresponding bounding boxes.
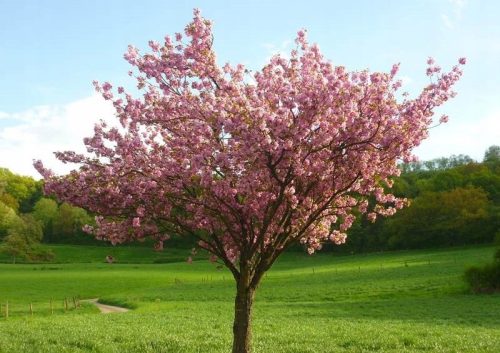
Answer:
[30,303,33,316]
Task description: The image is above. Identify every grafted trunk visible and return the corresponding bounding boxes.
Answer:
[232,280,255,353]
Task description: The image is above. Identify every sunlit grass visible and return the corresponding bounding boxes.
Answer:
[0,245,499,352]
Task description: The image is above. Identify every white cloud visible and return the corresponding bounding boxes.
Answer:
[449,0,467,18]
[261,39,293,62]
[415,110,500,162]
[0,95,115,178]
[441,14,454,29]
[441,0,468,29]
[0,112,8,120]
[399,75,413,87]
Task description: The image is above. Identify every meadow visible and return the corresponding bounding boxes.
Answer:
[0,245,499,352]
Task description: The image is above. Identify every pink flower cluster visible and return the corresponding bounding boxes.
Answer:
[35,9,464,269]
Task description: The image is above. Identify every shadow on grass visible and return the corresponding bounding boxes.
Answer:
[261,292,500,329]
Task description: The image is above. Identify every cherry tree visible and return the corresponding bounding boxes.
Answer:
[35,10,464,353]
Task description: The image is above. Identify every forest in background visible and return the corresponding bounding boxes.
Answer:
[0,167,93,261]
[0,145,499,261]
[340,145,500,253]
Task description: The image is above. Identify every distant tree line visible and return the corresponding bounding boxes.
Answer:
[1,145,499,261]
[0,168,95,262]
[334,145,500,253]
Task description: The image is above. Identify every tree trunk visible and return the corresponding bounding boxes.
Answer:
[232,281,255,353]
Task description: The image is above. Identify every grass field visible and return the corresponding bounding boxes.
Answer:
[0,244,499,352]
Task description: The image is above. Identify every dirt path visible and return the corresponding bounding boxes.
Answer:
[83,298,129,314]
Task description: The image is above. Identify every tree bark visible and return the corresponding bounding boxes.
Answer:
[232,280,255,353]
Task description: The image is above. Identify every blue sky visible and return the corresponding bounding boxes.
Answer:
[0,0,499,177]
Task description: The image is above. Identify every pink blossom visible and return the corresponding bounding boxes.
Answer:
[82,224,94,234]
[154,241,164,251]
[102,82,112,92]
[358,200,368,213]
[439,114,449,124]
[136,206,145,217]
[148,40,160,52]
[390,63,400,77]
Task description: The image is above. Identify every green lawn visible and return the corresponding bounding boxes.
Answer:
[0,245,499,352]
